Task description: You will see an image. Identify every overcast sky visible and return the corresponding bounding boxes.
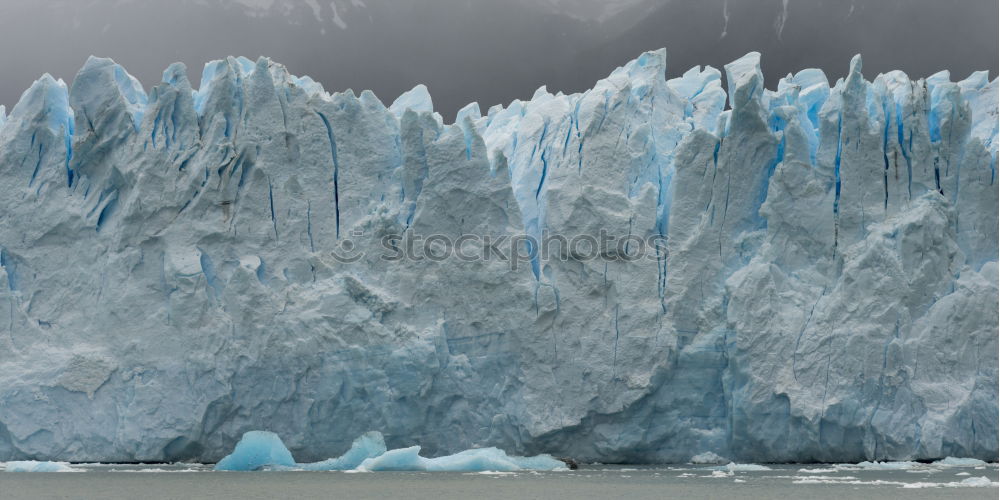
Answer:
[0,0,996,118]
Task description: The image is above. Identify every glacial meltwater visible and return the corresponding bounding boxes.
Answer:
[2,461,998,500]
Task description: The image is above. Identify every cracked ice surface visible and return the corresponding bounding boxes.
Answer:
[0,49,995,463]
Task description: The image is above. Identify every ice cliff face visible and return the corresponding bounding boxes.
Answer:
[0,50,995,463]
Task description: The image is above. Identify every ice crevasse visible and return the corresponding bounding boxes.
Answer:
[0,49,995,464]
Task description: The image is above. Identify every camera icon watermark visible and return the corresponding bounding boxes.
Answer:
[329,229,366,263]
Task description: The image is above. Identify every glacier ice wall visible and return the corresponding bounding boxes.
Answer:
[0,50,995,463]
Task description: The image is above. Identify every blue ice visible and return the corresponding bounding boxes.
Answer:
[215,431,567,472]
[214,431,295,471]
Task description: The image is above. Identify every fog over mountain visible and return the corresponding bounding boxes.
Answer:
[0,0,996,118]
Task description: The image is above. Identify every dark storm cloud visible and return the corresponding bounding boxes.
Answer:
[0,0,996,118]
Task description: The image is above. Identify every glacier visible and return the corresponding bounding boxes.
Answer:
[0,49,995,464]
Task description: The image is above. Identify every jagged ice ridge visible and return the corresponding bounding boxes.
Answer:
[0,49,996,463]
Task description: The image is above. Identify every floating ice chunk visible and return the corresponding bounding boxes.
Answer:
[851,461,920,470]
[689,452,727,464]
[390,84,433,117]
[900,477,998,488]
[933,457,989,467]
[214,431,295,471]
[355,445,427,471]
[357,445,567,472]
[298,431,387,471]
[4,461,77,472]
[724,462,772,472]
[953,477,996,487]
[215,431,563,472]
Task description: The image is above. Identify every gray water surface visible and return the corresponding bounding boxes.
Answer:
[1,463,997,499]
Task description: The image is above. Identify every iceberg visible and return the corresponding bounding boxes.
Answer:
[932,457,990,467]
[214,431,564,472]
[950,477,997,487]
[214,431,295,471]
[0,48,995,465]
[355,446,566,472]
[723,463,772,472]
[297,431,387,471]
[215,430,384,471]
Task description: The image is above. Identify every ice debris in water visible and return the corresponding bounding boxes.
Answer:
[215,431,566,472]
[3,461,77,472]
[932,457,989,467]
[689,452,727,464]
[851,461,921,470]
[899,477,998,488]
[723,463,772,472]
[951,477,996,487]
[356,446,566,472]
